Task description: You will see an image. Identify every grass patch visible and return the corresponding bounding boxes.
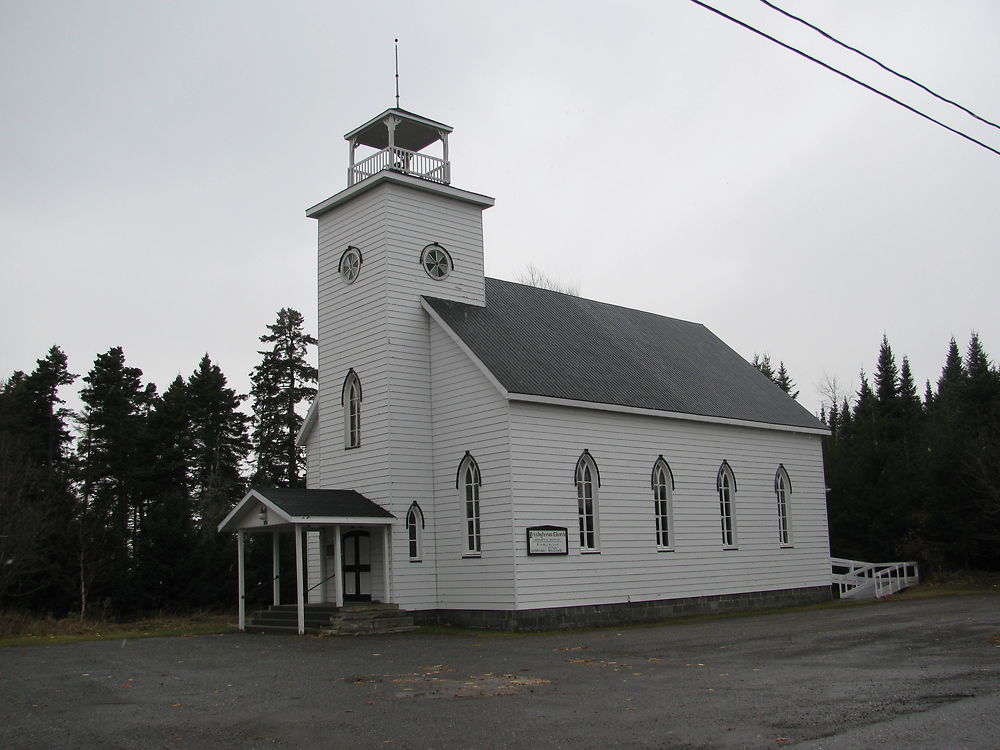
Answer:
[0,610,234,647]
[895,570,1000,600]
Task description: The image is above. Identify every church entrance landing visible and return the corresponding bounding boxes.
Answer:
[218,487,396,634]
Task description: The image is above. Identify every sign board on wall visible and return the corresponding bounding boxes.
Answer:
[526,525,569,555]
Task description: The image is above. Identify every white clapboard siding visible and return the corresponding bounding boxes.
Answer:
[427,320,516,610]
[309,178,492,611]
[508,401,830,609]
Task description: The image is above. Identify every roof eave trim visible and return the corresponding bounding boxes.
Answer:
[296,399,318,446]
[306,171,495,219]
[507,393,830,435]
[420,298,511,401]
[218,489,295,533]
[282,514,396,525]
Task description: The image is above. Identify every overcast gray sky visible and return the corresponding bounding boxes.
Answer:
[2,0,998,417]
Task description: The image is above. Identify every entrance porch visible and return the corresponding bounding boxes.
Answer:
[218,487,396,634]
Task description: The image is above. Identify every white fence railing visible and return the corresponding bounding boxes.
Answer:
[349,147,450,186]
[831,557,920,600]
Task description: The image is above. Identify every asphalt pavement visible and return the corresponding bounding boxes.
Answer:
[1,593,997,749]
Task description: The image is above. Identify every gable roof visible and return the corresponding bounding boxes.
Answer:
[423,278,825,432]
[218,488,395,533]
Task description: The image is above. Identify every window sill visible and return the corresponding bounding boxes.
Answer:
[580,549,601,555]
[779,543,794,549]
[657,547,675,553]
[409,558,422,563]
[722,545,739,551]
[462,553,481,559]
[345,444,360,451]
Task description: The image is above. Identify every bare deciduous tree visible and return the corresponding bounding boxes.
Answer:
[517,264,580,296]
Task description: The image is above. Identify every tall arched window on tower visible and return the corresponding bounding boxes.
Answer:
[456,453,481,556]
[652,456,675,550]
[717,461,737,548]
[775,465,792,546]
[342,369,362,449]
[406,502,424,562]
[575,451,601,552]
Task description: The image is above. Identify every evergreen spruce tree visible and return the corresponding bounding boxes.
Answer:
[249,308,317,488]
[774,362,799,400]
[873,335,899,405]
[184,355,249,606]
[751,353,775,381]
[133,376,199,610]
[77,347,156,615]
[0,347,78,608]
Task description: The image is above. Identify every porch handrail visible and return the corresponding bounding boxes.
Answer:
[832,557,920,599]
[306,571,337,594]
[242,570,289,602]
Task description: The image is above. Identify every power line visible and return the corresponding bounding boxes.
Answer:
[759,0,1000,132]
[688,0,1000,157]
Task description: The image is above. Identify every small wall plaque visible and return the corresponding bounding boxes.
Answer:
[526,525,569,555]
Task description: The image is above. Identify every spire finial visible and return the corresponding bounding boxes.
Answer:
[394,38,400,108]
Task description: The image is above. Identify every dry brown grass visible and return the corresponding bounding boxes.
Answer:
[898,570,1000,599]
[0,610,233,646]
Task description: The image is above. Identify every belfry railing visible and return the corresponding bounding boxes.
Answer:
[349,147,450,186]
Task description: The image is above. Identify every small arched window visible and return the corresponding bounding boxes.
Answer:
[406,503,424,561]
[717,461,737,548]
[775,465,792,546]
[652,456,675,549]
[341,370,362,448]
[575,451,601,552]
[456,453,481,556]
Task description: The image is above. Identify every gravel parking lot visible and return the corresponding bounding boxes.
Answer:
[1,594,997,750]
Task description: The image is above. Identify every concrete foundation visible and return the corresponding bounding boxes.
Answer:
[413,585,832,631]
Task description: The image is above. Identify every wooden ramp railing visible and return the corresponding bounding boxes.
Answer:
[831,557,920,600]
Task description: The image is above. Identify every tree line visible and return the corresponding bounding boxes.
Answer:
[3,314,998,618]
[821,333,1000,573]
[0,309,316,617]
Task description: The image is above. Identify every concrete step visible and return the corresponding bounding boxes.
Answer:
[245,602,414,636]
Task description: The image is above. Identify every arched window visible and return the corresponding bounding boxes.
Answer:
[341,370,362,448]
[652,456,675,549]
[716,461,737,548]
[406,503,424,561]
[456,453,481,556]
[575,451,601,552]
[775,465,792,545]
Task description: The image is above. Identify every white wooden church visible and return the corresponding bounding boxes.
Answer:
[220,106,832,633]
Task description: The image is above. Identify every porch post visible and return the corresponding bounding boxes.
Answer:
[272,531,281,605]
[333,524,344,608]
[237,530,246,631]
[382,525,391,604]
[294,524,305,635]
[317,528,327,603]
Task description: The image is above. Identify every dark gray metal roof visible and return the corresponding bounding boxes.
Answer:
[424,278,825,431]
[254,488,395,520]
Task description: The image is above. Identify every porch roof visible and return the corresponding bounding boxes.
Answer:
[218,487,395,533]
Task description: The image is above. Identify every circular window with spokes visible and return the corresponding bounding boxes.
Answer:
[420,243,453,280]
[339,246,362,285]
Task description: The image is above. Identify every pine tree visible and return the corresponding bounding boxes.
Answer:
[937,337,965,397]
[0,347,78,608]
[249,308,317,488]
[133,376,199,610]
[77,347,156,615]
[184,355,249,606]
[751,353,775,381]
[898,357,922,425]
[774,362,799,400]
[873,335,899,405]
